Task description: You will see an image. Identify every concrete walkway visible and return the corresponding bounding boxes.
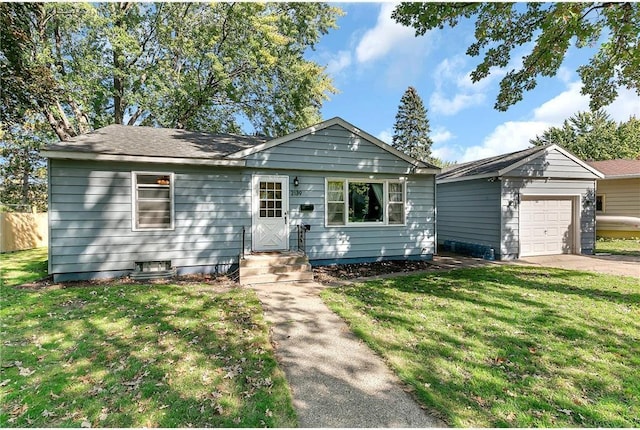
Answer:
[515,254,640,277]
[249,281,446,428]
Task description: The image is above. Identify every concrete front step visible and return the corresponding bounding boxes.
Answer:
[240,271,314,285]
[240,263,312,277]
[239,251,313,285]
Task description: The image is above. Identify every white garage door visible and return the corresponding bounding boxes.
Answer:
[520,197,574,257]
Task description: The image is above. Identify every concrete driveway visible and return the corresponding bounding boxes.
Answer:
[515,254,640,277]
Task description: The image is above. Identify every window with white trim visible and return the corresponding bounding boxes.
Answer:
[132,172,174,230]
[325,179,405,226]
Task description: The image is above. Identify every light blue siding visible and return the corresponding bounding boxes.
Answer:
[436,179,502,252]
[254,170,435,263]
[245,125,414,174]
[49,160,251,280]
[508,148,599,179]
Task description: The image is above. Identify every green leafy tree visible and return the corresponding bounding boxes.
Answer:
[392,3,640,112]
[0,118,51,211]
[0,2,342,140]
[530,111,640,160]
[392,86,433,162]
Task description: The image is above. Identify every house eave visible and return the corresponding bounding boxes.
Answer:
[41,150,246,167]
[436,173,500,184]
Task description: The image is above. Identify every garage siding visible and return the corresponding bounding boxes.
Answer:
[501,178,597,257]
[437,178,502,252]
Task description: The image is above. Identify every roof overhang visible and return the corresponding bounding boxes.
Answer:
[41,150,246,167]
[437,173,500,184]
[599,173,640,179]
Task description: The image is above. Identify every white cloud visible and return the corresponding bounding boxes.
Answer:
[430,92,485,116]
[325,50,352,76]
[605,87,640,121]
[377,129,393,144]
[431,126,455,144]
[532,82,589,123]
[455,81,640,163]
[459,121,551,162]
[355,3,415,64]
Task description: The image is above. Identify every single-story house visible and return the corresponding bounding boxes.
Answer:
[586,159,640,239]
[436,144,604,259]
[42,117,439,282]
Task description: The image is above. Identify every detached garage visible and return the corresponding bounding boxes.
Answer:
[437,144,604,260]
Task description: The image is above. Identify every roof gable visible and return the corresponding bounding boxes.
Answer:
[438,144,603,183]
[228,117,439,173]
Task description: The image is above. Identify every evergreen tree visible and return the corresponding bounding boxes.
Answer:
[392,86,433,162]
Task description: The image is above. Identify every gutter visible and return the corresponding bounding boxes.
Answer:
[41,150,246,167]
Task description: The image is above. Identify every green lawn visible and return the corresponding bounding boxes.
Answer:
[596,238,640,256]
[0,247,49,287]
[0,249,296,427]
[321,266,640,427]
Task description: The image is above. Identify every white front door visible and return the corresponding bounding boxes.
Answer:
[252,175,289,251]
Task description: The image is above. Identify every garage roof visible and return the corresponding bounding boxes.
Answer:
[438,144,603,183]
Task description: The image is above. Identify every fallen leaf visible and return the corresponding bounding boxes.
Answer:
[558,408,572,416]
[0,379,10,386]
[19,367,35,376]
[81,419,91,428]
[41,409,57,418]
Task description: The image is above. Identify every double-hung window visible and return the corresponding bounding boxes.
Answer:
[132,172,174,230]
[326,178,405,226]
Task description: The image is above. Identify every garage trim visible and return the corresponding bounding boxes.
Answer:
[518,194,581,257]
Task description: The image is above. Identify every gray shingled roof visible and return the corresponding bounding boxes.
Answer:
[45,124,268,159]
[438,145,550,180]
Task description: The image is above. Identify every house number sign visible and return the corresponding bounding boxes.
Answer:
[290,190,304,197]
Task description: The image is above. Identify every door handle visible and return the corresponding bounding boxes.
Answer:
[284,212,287,225]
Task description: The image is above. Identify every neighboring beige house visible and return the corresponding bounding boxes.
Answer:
[587,159,640,239]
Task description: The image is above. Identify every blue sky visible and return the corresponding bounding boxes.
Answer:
[306,3,640,163]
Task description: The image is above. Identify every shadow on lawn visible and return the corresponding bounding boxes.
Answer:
[327,266,639,427]
[1,284,294,428]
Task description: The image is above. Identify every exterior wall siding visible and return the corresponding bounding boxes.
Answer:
[251,170,435,263]
[245,124,414,174]
[49,159,251,281]
[501,178,597,257]
[436,179,502,254]
[596,178,640,217]
[508,148,600,179]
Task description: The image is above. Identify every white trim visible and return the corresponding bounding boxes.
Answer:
[227,117,437,173]
[599,173,640,179]
[251,174,289,252]
[131,171,175,232]
[42,150,246,167]
[324,177,407,227]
